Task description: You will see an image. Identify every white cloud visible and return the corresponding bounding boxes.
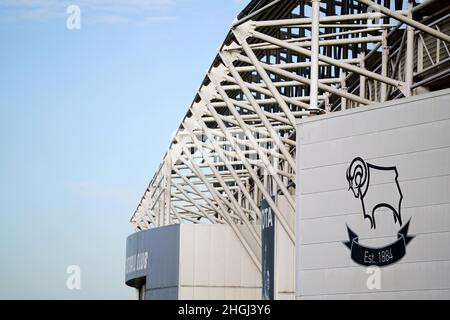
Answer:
[18,6,59,21]
[92,14,130,25]
[0,0,177,24]
[144,15,176,22]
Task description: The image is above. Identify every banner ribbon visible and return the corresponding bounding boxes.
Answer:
[344,219,414,267]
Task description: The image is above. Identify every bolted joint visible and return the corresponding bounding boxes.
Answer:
[199,82,220,102]
[170,133,190,166]
[183,116,202,132]
[398,82,410,97]
[311,108,326,115]
[191,100,208,122]
[207,63,230,87]
[222,41,242,53]
[232,20,256,44]
[218,50,239,69]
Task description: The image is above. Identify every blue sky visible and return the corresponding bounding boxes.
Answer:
[0,0,247,299]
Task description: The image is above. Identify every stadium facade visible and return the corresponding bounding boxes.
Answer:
[125,0,450,299]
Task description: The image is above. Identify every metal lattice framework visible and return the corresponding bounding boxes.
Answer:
[130,0,450,270]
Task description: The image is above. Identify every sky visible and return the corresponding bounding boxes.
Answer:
[0,0,248,299]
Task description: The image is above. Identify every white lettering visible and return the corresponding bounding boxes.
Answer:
[262,207,273,229]
[179,304,212,318]
[126,252,148,274]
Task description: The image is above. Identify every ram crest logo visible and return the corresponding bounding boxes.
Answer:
[346,157,403,229]
[343,157,414,267]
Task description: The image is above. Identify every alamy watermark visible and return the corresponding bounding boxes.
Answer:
[66,265,81,290]
[176,126,283,180]
[366,266,382,290]
[66,5,81,30]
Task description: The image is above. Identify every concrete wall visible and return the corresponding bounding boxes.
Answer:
[295,89,450,299]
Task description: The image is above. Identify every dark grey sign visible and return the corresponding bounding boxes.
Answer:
[125,224,180,299]
[261,198,275,300]
[125,231,150,288]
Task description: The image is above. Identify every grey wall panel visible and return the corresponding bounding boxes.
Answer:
[296,89,450,299]
[125,224,180,300]
[300,147,450,195]
[299,260,450,296]
[300,118,450,169]
[300,289,450,300]
[145,225,180,291]
[125,232,148,286]
[298,92,450,146]
[145,287,178,300]
[300,203,450,244]
[300,174,450,220]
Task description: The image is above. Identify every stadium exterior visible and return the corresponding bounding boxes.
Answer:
[125,0,450,299]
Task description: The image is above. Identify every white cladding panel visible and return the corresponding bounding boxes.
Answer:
[178,224,261,299]
[296,89,450,299]
[275,195,296,299]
